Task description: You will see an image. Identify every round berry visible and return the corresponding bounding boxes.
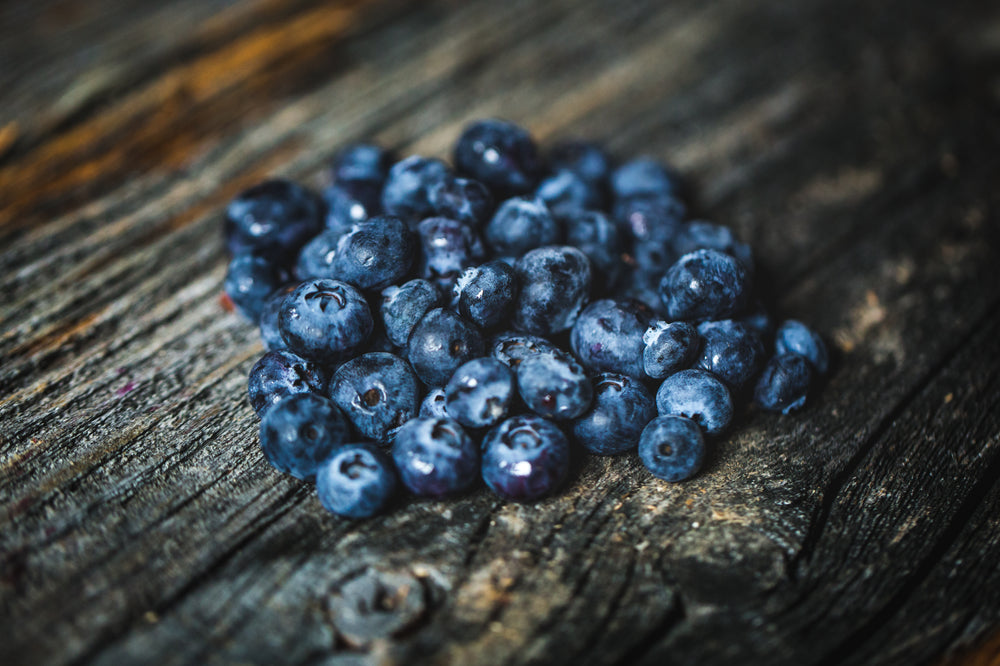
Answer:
[316,444,397,519]
[655,369,733,436]
[638,415,705,482]
[259,393,350,481]
[481,415,570,501]
[392,417,479,497]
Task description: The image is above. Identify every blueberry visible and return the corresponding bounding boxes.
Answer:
[775,320,829,375]
[323,179,383,235]
[659,249,752,321]
[380,279,442,348]
[248,350,328,416]
[610,158,680,200]
[741,302,775,343]
[416,217,486,294]
[392,417,479,497]
[331,216,415,290]
[513,246,591,336]
[419,388,450,419]
[444,357,515,429]
[485,196,560,258]
[429,176,494,228]
[614,193,685,247]
[642,320,698,379]
[672,221,754,275]
[453,119,542,195]
[638,415,705,482]
[536,170,603,219]
[279,279,374,365]
[224,252,288,322]
[547,140,611,190]
[259,284,296,351]
[489,331,559,368]
[563,210,624,288]
[381,156,450,221]
[570,299,653,378]
[330,143,393,184]
[407,308,485,387]
[296,228,344,281]
[455,260,519,329]
[259,393,350,481]
[754,353,813,414]
[328,353,420,444]
[572,373,655,455]
[481,415,570,501]
[225,179,323,263]
[655,369,734,436]
[316,443,397,519]
[695,319,766,388]
[517,350,592,420]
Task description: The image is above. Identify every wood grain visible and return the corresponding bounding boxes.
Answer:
[2,0,1000,664]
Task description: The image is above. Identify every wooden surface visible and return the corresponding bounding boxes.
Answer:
[2,0,1000,664]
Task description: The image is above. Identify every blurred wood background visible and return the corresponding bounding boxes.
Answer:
[2,0,1000,664]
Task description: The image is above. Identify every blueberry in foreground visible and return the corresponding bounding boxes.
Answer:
[481,415,570,501]
[638,415,705,482]
[572,373,656,455]
[453,118,542,195]
[455,260,519,329]
[643,320,698,379]
[775,319,829,375]
[485,196,560,258]
[316,443,397,519]
[392,417,479,497]
[248,350,328,416]
[445,357,515,429]
[696,319,766,388]
[381,155,450,221]
[490,331,559,368]
[517,350,592,420]
[331,216,415,291]
[380,279,442,348]
[513,245,592,336]
[570,299,653,378]
[755,353,813,414]
[278,278,374,365]
[660,248,752,321]
[656,368,734,436]
[225,179,324,262]
[224,252,287,322]
[328,353,420,443]
[407,308,485,387]
[259,393,350,481]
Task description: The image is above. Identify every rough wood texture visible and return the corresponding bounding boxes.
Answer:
[2,0,1000,664]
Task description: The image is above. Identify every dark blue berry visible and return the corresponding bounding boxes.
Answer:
[638,415,705,482]
[610,158,680,200]
[453,119,542,195]
[572,373,655,455]
[392,417,479,497]
[331,216,415,291]
[741,302,775,343]
[381,156,450,221]
[296,228,343,281]
[328,353,419,444]
[224,252,288,322]
[259,393,349,481]
[484,196,560,258]
[316,443,397,519]
[444,357,515,429]
[407,308,485,387]
[481,415,570,501]
[672,221,754,274]
[279,279,373,365]
[775,320,829,375]
[513,246,591,336]
[323,179,383,235]
[563,210,624,288]
[570,299,652,378]
[225,179,323,263]
[655,369,734,436]
[455,260,519,329]
[259,284,296,351]
[248,350,328,416]
[330,143,393,184]
[429,176,494,228]
[642,320,698,379]
[547,140,611,190]
[490,331,559,368]
[755,353,813,414]
[517,350,592,420]
[659,249,751,321]
[419,388,450,419]
[536,170,602,219]
[695,319,766,389]
[615,193,685,247]
[416,217,486,294]
[380,279,442,348]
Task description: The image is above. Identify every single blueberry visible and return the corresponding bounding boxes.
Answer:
[659,249,752,321]
[428,176,494,228]
[316,443,397,519]
[419,388,450,419]
[453,119,542,195]
[331,216,415,291]
[610,158,681,200]
[392,417,479,497]
[655,369,734,436]
[695,319,766,389]
[563,210,624,288]
[330,143,393,184]
[755,353,814,414]
[455,260,519,329]
[642,320,698,379]
[323,179,383,235]
[489,331,559,369]
[775,320,829,375]
[225,179,324,263]
[381,156,450,221]
[481,415,570,501]
[444,357,515,429]
[328,353,420,444]
[517,350,592,421]
[672,221,754,275]
[614,193,685,247]
[547,139,611,190]
[296,228,343,281]
[407,308,485,387]
[380,279,442,348]
[259,393,350,481]
[570,299,653,378]
[638,415,705,482]
[258,285,295,351]
[513,246,592,336]
[416,217,486,294]
[484,196,560,258]
[572,373,655,455]
[279,279,374,365]
[248,350,328,416]
[536,169,603,219]
[224,252,288,322]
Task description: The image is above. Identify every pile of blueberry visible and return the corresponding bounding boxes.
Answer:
[223,119,828,519]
